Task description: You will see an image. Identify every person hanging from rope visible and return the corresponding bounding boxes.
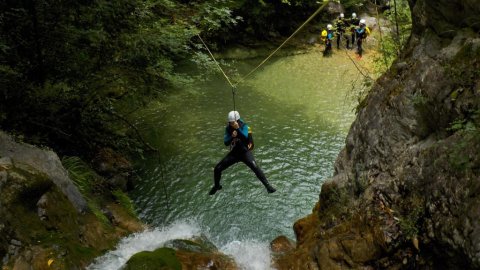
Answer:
[321,24,335,57]
[335,13,350,49]
[348,13,360,49]
[355,19,370,58]
[209,111,276,195]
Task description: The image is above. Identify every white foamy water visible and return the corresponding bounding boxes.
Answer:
[87,220,201,270]
[222,240,273,270]
[87,220,274,270]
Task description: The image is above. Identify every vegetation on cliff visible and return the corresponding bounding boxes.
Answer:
[0,132,144,268]
[1,0,355,158]
[275,0,480,269]
[0,0,424,268]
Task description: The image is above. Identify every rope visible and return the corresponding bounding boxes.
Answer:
[196,34,235,88]
[197,34,238,111]
[234,0,331,87]
[232,86,236,113]
[197,2,331,111]
[342,47,372,80]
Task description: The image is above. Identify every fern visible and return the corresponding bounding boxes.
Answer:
[62,156,96,195]
[112,189,138,217]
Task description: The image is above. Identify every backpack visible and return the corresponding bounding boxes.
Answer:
[321,29,328,41]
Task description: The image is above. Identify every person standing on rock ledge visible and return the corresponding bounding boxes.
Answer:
[209,111,276,195]
[355,19,370,58]
[335,13,350,49]
[348,13,360,48]
[321,24,335,57]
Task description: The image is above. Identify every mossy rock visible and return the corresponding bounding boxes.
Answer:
[164,235,218,253]
[124,247,181,270]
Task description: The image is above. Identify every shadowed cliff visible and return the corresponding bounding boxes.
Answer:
[275,0,480,269]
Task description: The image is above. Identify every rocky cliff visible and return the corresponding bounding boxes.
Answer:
[0,131,143,269]
[276,0,480,269]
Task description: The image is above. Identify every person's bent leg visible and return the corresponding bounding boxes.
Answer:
[242,151,276,193]
[210,153,238,195]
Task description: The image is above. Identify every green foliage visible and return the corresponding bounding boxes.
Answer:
[448,110,479,133]
[88,201,111,225]
[340,0,369,10]
[399,195,425,239]
[112,189,137,217]
[0,0,239,156]
[227,0,322,40]
[62,157,97,195]
[191,0,241,32]
[62,156,110,225]
[411,91,428,106]
[447,110,480,171]
[348,74,374,114]
[373,0,412,73]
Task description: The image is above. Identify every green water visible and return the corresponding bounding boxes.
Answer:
[131,47,360,245]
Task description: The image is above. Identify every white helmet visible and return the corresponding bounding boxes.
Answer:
[327,24,333,30]
[360,19,366,25]
[352,13,357,18]
[340,13,344,18]
[228,111,240,122]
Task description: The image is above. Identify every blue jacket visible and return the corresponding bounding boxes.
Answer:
[327,30,334,40]
[224,119,253,152]
[356,27,366,39]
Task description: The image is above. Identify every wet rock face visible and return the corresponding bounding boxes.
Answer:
[0,131,143,268]
[0,131,87,212]
[277,0,480,269]
[271,236,295,254]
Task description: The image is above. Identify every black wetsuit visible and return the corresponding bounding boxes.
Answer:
[349,17,360,46]
[335,18,349,49]
[356,26,367,57]
[211,120,275,194]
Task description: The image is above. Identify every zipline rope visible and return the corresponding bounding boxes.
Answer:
[197,0,374,110]
[196,34,235,88]
[197,1,331,89]
[197,33,237,112]
[342,45,372,80]
[234,0,330,87]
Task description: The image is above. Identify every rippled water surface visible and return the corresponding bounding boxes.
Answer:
[131,48,360,246]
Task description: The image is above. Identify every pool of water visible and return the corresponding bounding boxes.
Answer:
[130,47,360,246]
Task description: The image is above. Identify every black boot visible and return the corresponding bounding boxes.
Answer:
[209,185,222,195]
[266,184,276,193]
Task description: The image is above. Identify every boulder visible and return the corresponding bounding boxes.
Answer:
[125,238,238,270]
[124,248,181,270]
[271,236,295,254]
[0,131,87,212]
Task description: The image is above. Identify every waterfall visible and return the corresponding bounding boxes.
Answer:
[87,219,274,270]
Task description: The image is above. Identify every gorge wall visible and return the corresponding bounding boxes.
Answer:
[276,0,480,269]
[0,131,143,269]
